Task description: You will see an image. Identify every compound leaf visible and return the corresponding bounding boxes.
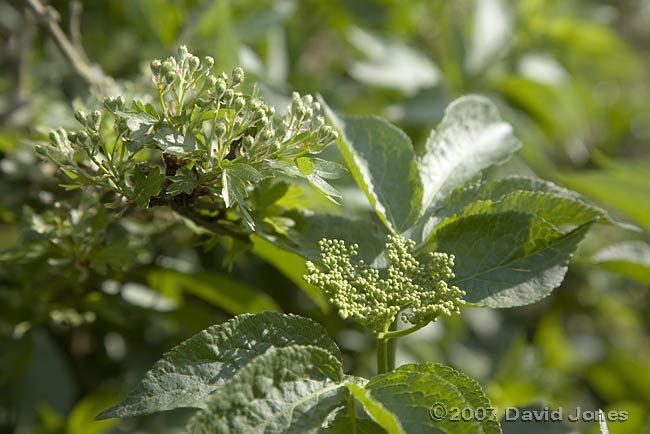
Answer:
[96,312,340,419]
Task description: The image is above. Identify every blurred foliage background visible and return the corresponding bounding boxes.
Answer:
[0,0,649,433]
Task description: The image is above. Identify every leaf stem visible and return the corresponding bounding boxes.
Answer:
[377,322,428,340]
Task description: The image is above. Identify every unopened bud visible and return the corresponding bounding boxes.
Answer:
[74,110,86,124]
[150,59,162,74]
[91,110,101,124]
[233,96,246,111]
[178,45,189,58]
[203,56,214,70]
[231,67,244,85]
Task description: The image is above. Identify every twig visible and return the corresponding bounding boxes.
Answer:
[68,0,90,64]
[149,194,249,241]
[23,0,103,87]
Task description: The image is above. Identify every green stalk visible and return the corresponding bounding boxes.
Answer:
[377,337,388,375]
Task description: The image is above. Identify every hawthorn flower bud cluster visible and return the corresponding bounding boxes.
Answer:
[304,235,465,334]
[147,45,338,164]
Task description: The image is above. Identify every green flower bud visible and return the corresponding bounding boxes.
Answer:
[77,130,89,143]
[74,110,86,125]
[188,55,200,72]
[91,110,101,124]
[178,45,189,59]
[215,122,227,138]
[67,132,77,142]
[150,59,162,74]
[203,56,214,70]
[164,71,176,84]
[222,88,234,105]
[116,96,125,109]
[214,79,227,97]
[260,128,274,141]
[241,135,255,149]
[231,66,244,85]
[233,96,246,111]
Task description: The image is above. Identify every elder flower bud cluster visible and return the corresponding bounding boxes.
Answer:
[304,235,466,334]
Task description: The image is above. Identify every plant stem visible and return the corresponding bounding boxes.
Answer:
[377,337,388,375]
[24,0,103,87]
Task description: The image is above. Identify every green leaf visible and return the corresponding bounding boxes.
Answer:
[433,212,591,307]
[346,382,404,434]
[296,157,347,180]
[147,269,281,314]
[121,111,158,131]
[153,127,197,155]
[67,390,119,434]
[296,157,345,204]
[185,346,348,434]
[418,95,520,214]
[364,363,500,434]
[322,100,422,233]
[96,312,341,419]
[433,190,607,235]
[558,163,650,231]
[251,235,329,312]
[260,210,387,265]
[222,162,264,230]
[590,241,650,285]
[132,166,165,209]
[326,416,388,434]
[167,166,198,195]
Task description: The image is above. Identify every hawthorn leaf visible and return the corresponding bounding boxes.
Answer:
[433,212,591,307]
[590,241,650,285]
[222,162,263,230]
[153,127,187,155]
[296,157,345,203]
[364,364,500,434]
[321,99,422,233]
[132,166,164,209]
[418,95,520,214]
[185,346,348,434]
[166,166,198,195]
[96,312,340,419]
[121,111,158,131]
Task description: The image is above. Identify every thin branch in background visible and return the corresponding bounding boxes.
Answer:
[23,0,104,88]
[68,0,90,64]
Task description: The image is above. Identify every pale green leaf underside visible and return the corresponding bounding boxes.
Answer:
[434,212,591,307]
[346,383,404,434]
[418,95,521,214]
[365,364,500,434]
[96,312,340,419]
[322,99,422,233]
[185,346,348,434]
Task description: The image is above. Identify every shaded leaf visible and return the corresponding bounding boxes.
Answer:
[167,167,198,195]
[326,416,388,434]
[96,312,340,419]
[132,166,165,208]
[185,346,348,434]
[364,364,500,434]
